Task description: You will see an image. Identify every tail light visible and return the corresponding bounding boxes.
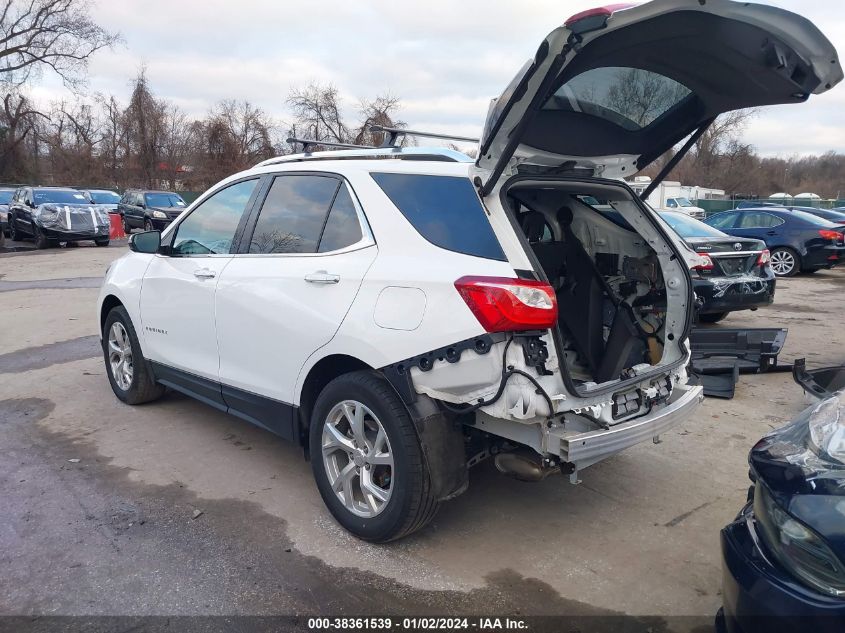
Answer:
[454,276,557,333]
[692,253,714,271]
[819,229,844,243]
[757,249,771,266]
[564,3,638,32]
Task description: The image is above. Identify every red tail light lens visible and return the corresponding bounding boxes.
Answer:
[819,229,844,243]
[692,253,714,271]
[757,249,771,266]
[455,276,558,333]
[564,4,638,28]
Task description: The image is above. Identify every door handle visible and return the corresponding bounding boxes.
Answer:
[766,231,777,236]
[304,271,340,284]
[193,268,216,279]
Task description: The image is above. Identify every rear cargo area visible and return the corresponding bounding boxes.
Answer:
[506,179,691,389]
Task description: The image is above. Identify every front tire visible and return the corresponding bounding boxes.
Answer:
[8,216,18,241]
[95,238,110,247]
[33,224,50,249]
[122,215,132,235]
[769,247,799,277]
[310,371,438,542]
[143,218,153,232]
[102,306,165,405]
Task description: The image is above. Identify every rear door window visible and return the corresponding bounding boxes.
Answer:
[738,212,784,228]
[248,175,340,254]
[371,173,505,261]
[318,185,364,253]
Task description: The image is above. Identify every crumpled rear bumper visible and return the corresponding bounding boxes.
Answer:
[548,383,703,468]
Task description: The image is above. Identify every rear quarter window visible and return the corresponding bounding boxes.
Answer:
[371,173,505,261]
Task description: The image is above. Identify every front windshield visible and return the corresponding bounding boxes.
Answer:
[0,190,13,204]
[660,212,727,238]
[675,198,693,207]
[145,193,185,208]
[33,189,90,205]
[90,191,120,204]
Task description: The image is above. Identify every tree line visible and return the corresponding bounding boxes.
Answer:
[0,0,842,199]
[0,72,406,191]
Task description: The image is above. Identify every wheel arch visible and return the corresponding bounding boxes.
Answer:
[100,294,125,335]
[297,354,374,445]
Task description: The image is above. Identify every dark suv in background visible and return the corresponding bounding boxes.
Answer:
[0,186,14,237]
[118,189,187,233]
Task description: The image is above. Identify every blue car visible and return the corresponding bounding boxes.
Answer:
[704,208,845,277]
[719,367,845,633]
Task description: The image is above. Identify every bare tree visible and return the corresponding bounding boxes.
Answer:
[287,83,350,145]
[353,94,406,146]
[0,0,119,88]
[124,69,165,187]
[0,90,47,180]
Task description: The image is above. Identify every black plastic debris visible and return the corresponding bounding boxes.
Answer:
[689,328,788,374]
[688,362,740,399]
[687,328,789,399]
[793,358,845,399]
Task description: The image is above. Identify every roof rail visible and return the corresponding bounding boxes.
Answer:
[255,146,474,168]
[370,125,479,148]
[286,137,375,153]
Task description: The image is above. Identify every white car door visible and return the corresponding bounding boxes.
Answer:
[215,173,377,433]
[139,178,262,397]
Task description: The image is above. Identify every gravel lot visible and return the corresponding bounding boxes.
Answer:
[2,238,844,631]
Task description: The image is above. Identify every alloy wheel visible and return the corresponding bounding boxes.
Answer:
[321,400,394,518]
[770,250,796,276]
[107,321,134,390]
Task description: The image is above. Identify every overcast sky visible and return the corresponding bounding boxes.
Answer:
[28,0,845,156]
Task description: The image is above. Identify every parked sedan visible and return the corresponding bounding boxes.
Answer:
[705,208,845,277]
[118,189,186,233]
[7,186,111,248]
[718,385,845,633]
[660,212,775,323]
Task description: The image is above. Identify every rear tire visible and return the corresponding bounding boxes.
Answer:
[698,311,728,323]
[102,305,165,405]
[310,370,438,542]
[769,247,799,277]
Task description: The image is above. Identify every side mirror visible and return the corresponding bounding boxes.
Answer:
[129,230,161,254]
[138,202,146,209]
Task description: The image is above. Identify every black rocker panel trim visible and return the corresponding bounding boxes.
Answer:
[150,362,299,444]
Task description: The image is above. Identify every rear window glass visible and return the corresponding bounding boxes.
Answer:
[543,67,691,131]
[789,209,841,228]
[371,173,505,261]
[660,212,726,238]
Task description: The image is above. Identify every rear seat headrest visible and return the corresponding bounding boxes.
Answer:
[521,211,547,243]
[557,206,574,228]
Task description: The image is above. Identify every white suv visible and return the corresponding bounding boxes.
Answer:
[97,0,840,541]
